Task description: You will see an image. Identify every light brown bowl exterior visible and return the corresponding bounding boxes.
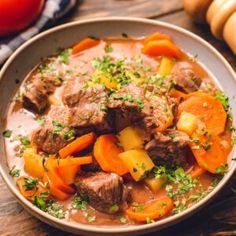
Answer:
[0,17,235,236]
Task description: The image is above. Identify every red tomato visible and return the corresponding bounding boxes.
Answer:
[0,0,45,36]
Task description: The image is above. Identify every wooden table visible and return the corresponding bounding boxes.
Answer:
[1,0,236,235]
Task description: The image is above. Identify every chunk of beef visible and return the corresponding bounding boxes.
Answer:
[23,77,48,113]
[23,74,63,113]
[145,129,190,166]
[62,77,86,107]
[170,62,201,93]
[63,79,112,132]
[76,172,130,214]
[31,107,71,154]
[109,83,176,134]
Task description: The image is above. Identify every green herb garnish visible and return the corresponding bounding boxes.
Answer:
[2,130,12,138]
[9,165,20,177]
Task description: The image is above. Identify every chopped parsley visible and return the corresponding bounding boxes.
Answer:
[112,94,144,109]
[146,218,155,224]
[24,177,39,191]
[104,44,113,53]
[72,196,87,211]
[59,49,70,64]
[36,117,45,126]
[109,204,119,213]
[51,120,65,137]
[9,165,20,177]
[2,130,12,138]
[33,194,48,211]
[120,217,128,224]
[63,129,75,142]
[131,202,144,212]
[215,165,228,175]
[215,92,231,117]
[47,203,65,219]
[87,215,96,223]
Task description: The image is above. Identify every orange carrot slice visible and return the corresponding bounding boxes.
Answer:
[59,132,96,158]
[143,32,172,44]
[189,164,206,178]
[178,92,227,136]
[94,134,129,176]
[190,134,228,174]
[126,196,173,222]
[17,177,47,201]
[53,156,92,184]
[43,174,70,201]
[72,38,100,54]
[142,39,183,59]
[46,158,75,194]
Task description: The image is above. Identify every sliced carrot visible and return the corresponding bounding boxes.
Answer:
[43,174,70,201]
[52,156,92,184]
[57,165,80,185]
[46,158,75,194]
[17,177,47,201]
[189,164,206,178]
[94,134,129,176]
[126,196,173,222]
[142,39,183,59]
[143,32,172,45]
[170,89,187,101]
[59,132,96,158]
[178,92,227,136]
[72,38,100,54]
[190,134,228,174]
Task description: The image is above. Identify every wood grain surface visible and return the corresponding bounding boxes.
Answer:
[1,0,236,235]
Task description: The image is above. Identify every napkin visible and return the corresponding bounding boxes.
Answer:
[0,0,77,65]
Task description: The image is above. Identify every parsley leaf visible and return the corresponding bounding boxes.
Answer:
[72,196,87,211]
[2,130,12,138]
[47,203,65,219]
[24,177,38,191]
[59,49,70,64]
[9,165,20,177]
[104,44,113,53]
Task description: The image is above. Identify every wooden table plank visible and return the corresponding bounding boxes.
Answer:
[1,1,236,235]
[71,0,183,20]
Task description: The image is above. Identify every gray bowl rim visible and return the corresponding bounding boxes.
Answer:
[0,17,236,235]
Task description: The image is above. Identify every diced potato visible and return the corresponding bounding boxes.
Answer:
[119,149,154,181]
[48,95,60,106]
[158,57,175,76]
[118,126,144,151]
[23,148,45,178]
[177,111,198,136]
[144,176,167,193]
[94,70,118,89]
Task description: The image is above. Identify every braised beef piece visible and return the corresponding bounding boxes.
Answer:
[23,74,63,113]
[76,172,130,214]
[63,79,113,133]
[109,83,176,134]
[145,129,190,166]
[31,107,71,154]
[170,62,201,93]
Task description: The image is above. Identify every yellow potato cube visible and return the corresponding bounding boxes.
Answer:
[23,148,45,178]
[144,176,167,193]
[177,111,198,136]
[158,57,175,76]
[119,149,154,181]
[118,126,144,151]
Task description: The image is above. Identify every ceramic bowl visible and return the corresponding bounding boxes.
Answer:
[0,17,235,236]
